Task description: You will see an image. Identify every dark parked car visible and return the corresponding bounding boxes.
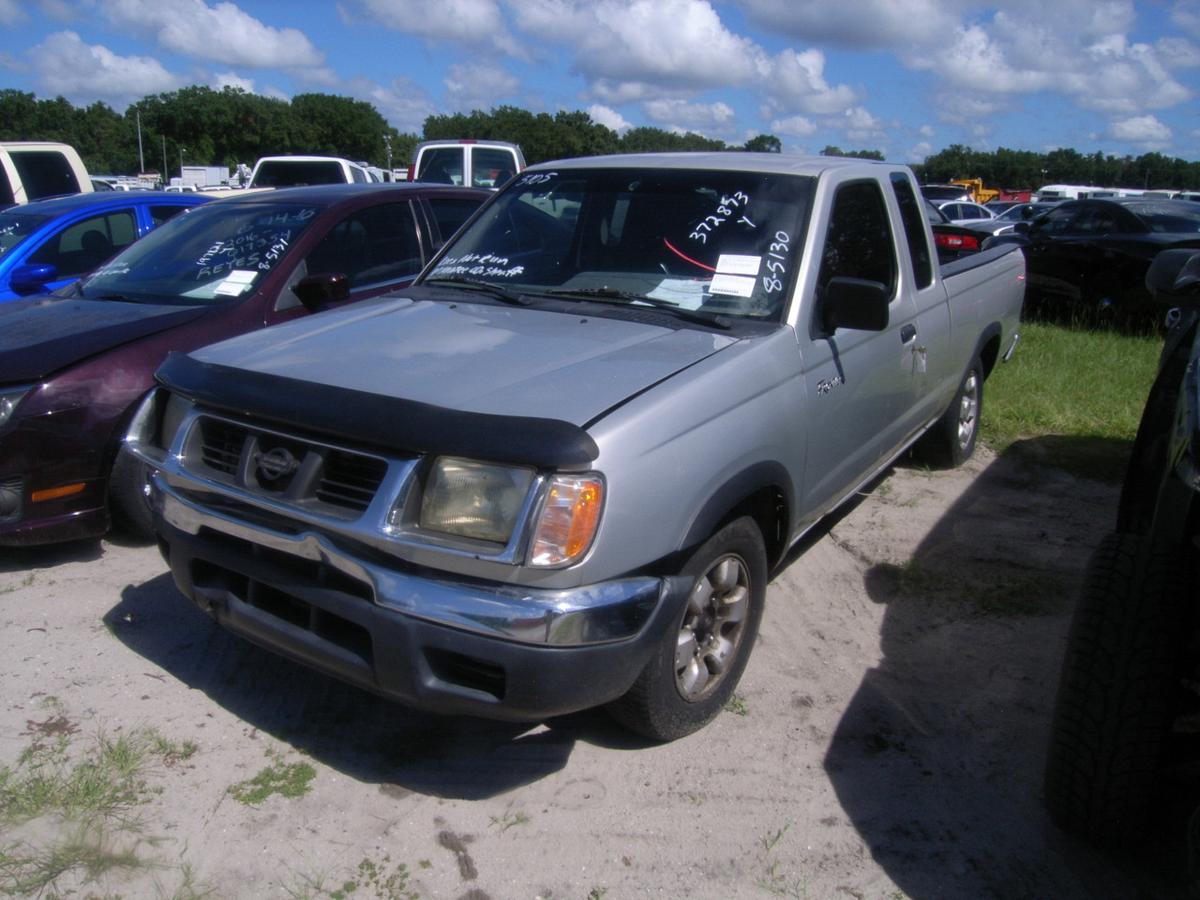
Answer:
[0,183,489,546]
[986,197,1200,324]
[1044,248,1200,845]
[0,191,210,301]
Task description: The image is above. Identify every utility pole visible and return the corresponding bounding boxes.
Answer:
[383,133,392,177]
[161,136,167,186]
[136,107,145,174]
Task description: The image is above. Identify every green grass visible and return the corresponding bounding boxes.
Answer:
[228,751,316,806]
[0,725,208,896]
[983,320,1162,481]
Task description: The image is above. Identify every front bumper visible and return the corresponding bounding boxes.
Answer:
[0,409,111,547]
[154,480,688,721]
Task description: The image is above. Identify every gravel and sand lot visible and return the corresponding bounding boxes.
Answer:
[1,444,1193,899]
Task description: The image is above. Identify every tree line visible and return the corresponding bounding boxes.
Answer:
[0,87,780,177]
[2,86,1198,191]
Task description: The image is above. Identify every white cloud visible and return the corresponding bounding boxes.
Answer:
[347,76,438,134]
[918,124,935,138]
[736,0,960,49]
[906,141,933,164]
[842,106,886,143]
[763,47,857,115]
[587,103,631,133]
[1156,37,1200,68]
[444,62,520,111]
[1108,114,1172,144]
[576,0,765,90]
[30,31,181,106]
[103,0,323,68]
[643,98,736,134]
[769,114,817,137]
[0,0,27,25]
[354,0,525,57]
[213,71,255,93]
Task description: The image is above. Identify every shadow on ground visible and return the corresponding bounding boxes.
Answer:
[104,574,647,801]
[824,437,1198,899]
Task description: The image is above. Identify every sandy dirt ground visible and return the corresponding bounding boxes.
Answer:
[1,444,1196,899]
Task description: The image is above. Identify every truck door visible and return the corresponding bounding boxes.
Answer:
[793,177,919,515]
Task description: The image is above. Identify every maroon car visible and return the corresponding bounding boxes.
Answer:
[0,183,490,546]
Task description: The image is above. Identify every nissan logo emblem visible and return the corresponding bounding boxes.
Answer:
[256,447,299,481]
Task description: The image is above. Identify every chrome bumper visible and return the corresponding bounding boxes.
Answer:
[155,476,665,647]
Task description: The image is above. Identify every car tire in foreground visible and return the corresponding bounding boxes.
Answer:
[108,449,156,542]
[1043,531,1191,845]
[915,354,982,468]
[608,516,766,741]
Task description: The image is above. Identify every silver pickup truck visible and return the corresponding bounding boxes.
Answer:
[127,153,1024,741]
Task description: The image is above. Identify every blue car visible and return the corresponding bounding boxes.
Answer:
[0,191,212,301]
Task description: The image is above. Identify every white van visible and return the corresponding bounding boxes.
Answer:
[0,142,91,207]
[408,140,525,189]
[247,155,375,189]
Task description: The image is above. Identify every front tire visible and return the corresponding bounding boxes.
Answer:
[108,449,156,542]
[915,355,982,468]
[1043,532,1191,845]
[608,517,767,741]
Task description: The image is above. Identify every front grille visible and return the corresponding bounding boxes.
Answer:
[187,415,389,518]
[316,451,388,513]
[199,420,243,475]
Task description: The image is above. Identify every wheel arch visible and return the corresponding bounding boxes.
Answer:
[679,461,793,570]
[974,322,1003,380]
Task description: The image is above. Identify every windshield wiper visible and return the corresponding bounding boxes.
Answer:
[538,287,731,330]
[423,276,534,306]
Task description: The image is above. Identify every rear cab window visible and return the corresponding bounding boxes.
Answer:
[890,173,933,289]
[10,150,82,200]
[417,148,464,185]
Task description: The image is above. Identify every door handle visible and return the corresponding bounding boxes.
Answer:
[900,323,917,344]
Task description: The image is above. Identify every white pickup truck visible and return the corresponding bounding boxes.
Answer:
[128,153,1025,741]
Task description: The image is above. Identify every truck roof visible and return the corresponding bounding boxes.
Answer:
[531,152,895,178]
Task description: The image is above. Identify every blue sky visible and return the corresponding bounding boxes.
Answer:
[2,0,1199,163]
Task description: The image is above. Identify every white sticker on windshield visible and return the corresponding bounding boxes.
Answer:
[214,280,249,296]
[647,278,707,310]
[716,254,761,276]
[710,274,755,297]
[225,269,257,284]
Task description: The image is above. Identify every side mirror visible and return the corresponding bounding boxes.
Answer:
[820,276,890,333]
[293,272,350,311]
[1013,221,1031,235]
[1146,249,1200,305]
[10,263,57,295]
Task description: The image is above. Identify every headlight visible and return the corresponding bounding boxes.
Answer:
[528,474,604,567]
[419,457,535,544]
[0,387,30,428]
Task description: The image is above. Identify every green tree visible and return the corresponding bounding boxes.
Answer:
[743,134,781,153]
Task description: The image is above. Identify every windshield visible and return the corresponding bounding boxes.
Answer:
[422,167,814,321]
[0,212,48,261]
[78,201,322,304]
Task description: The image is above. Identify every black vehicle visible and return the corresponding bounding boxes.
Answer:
[986,197,1200,325]
[1044,248,1200,845]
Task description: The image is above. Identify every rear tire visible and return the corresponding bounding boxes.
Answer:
[608,517,767,741]
[108,449,156,542]
[915,355,982,468]
[1043,532,1191,845]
